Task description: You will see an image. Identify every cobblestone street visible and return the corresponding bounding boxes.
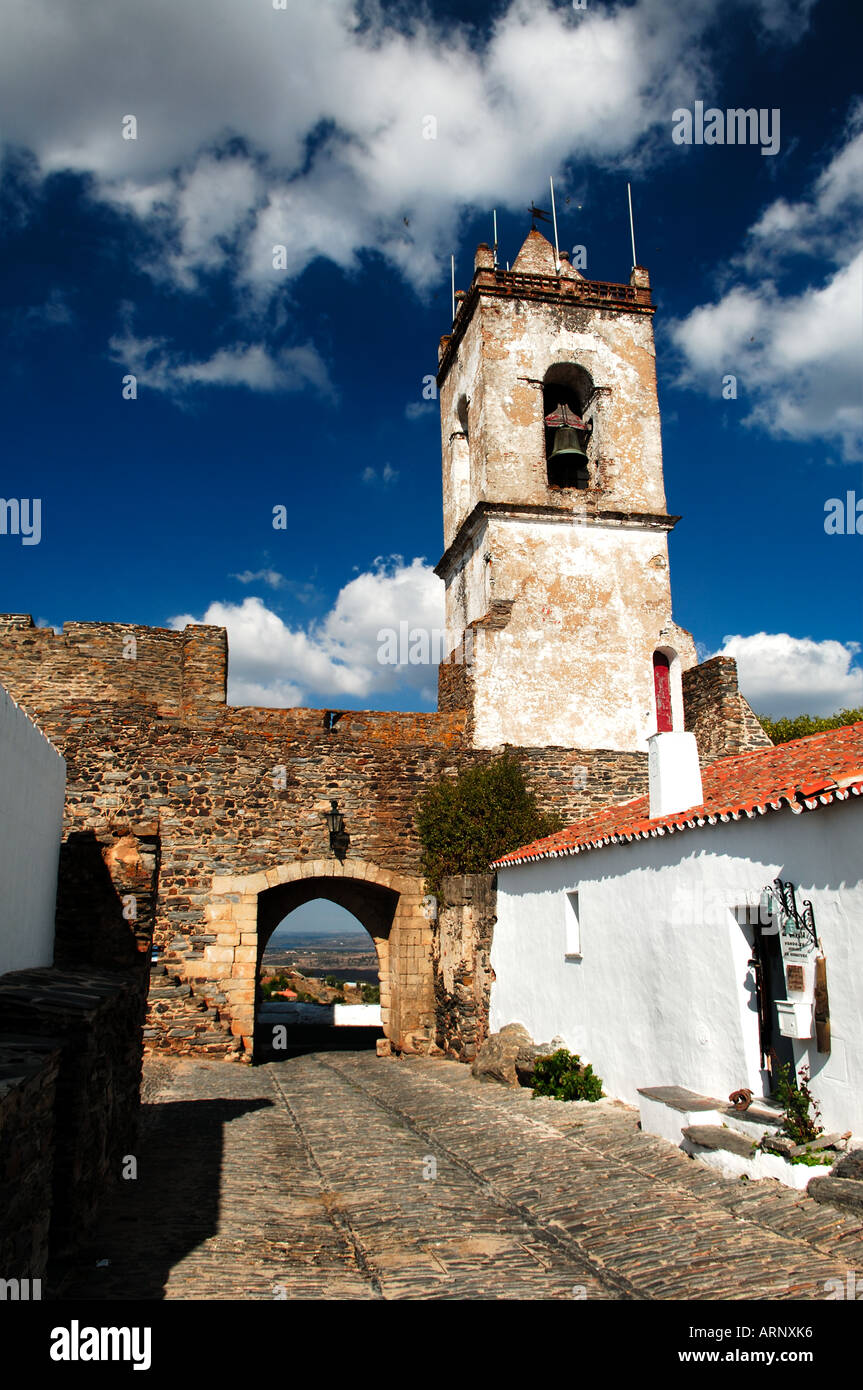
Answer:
[55,1052,863,1302]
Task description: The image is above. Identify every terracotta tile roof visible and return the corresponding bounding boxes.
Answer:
[493,723,863,869]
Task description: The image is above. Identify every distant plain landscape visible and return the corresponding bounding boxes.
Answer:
[262,931,380,984]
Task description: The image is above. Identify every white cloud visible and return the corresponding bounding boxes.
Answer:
[741,100,863,269]
[231,569,286,590]
[361,463,399,487]
[717,632,863,717]
[0,0,815,304]
[170,555,446,707]
[405,401,436,421]
[26,289,74,326]
[671,252,863,459]
[670,103,863,460]
[109,330,332,398]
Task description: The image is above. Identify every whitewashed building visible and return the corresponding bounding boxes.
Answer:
[490,723,863,1139]
[0,680,66,974]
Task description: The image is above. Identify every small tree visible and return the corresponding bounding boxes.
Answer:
[415,752,563,896]
[532,1049,604,1102]
[757,707,863,746]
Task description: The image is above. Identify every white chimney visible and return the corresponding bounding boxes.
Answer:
[648,732,703,819]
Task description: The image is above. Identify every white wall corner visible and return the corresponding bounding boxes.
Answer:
[648,731,703,819]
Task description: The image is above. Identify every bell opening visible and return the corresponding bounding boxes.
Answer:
[543,374,592,491]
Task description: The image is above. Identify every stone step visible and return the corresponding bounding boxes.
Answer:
[681,1125,758,1159]
[722,1102,783,1141]
[639,1084,783,1147]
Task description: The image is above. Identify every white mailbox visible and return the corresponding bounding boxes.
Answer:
[776,1000,814,1039]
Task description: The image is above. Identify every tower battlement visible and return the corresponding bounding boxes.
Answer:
[0,615,227,724]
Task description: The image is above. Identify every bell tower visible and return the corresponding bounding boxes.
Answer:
[435,229,696,752]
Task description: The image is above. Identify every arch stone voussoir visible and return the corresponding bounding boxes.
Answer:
[204,858,432,1058]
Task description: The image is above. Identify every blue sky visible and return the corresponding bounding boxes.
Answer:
[0,0,860,718]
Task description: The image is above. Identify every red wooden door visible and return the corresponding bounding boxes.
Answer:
[653,652,673,732]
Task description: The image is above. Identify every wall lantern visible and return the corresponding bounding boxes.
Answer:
[324,799,350,858]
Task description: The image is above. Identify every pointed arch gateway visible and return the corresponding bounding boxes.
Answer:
[204,859,434,1058]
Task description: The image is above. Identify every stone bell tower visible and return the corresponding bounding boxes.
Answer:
[435,228,696,752]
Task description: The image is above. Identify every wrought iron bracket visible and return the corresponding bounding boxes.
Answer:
[760,877,818,954]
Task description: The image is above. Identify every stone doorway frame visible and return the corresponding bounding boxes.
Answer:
[203,859,433,1056]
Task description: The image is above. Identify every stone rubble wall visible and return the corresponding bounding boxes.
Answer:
[683,656,773,764]
[0,614,226,721]
[435,874,497,1062]
[0,1036,60,1282]
[0,964,147,1266]
[0,615,760,1064]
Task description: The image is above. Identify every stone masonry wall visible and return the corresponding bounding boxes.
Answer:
[0,966,146,1260]
[0,1036,60,1283]
[0,610,661,1059]
[435,874,497,1062]
[0,616,756,1064]
[684,656,773,764]
[0,614,226,721]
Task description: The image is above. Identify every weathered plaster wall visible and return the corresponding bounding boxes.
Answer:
[439,238,666,548]
[490,797,863,1134]
[451,516,697,750]
[436,239,696,753]
[0,681,66,975]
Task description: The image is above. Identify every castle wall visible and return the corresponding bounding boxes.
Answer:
[0,614,226,721]
[0,616,654,1058]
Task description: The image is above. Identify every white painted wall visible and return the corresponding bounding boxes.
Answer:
[0,682,66,974]
[490,797,863,1135]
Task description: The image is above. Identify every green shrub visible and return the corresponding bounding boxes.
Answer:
[415,751,562,895]
[362,983,381,1005]
[531,1048,603,1103]
[775,1063,823,1146]
[757,707,863,746]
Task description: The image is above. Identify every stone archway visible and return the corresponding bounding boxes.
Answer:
[203,859,434,1056]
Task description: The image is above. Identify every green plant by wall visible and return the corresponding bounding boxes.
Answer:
[361,983,380,1004]
[531,1048,604,1102]
[415,751,563,895]
[756,706,863,746]
[775,1063,823,1145]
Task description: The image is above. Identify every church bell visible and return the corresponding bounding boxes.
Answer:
[548,426,589,479]
[545,403,591,484]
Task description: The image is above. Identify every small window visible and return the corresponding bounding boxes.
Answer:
[564,891,581,958]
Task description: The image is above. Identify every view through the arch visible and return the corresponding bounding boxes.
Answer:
[257,900,382,1057]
